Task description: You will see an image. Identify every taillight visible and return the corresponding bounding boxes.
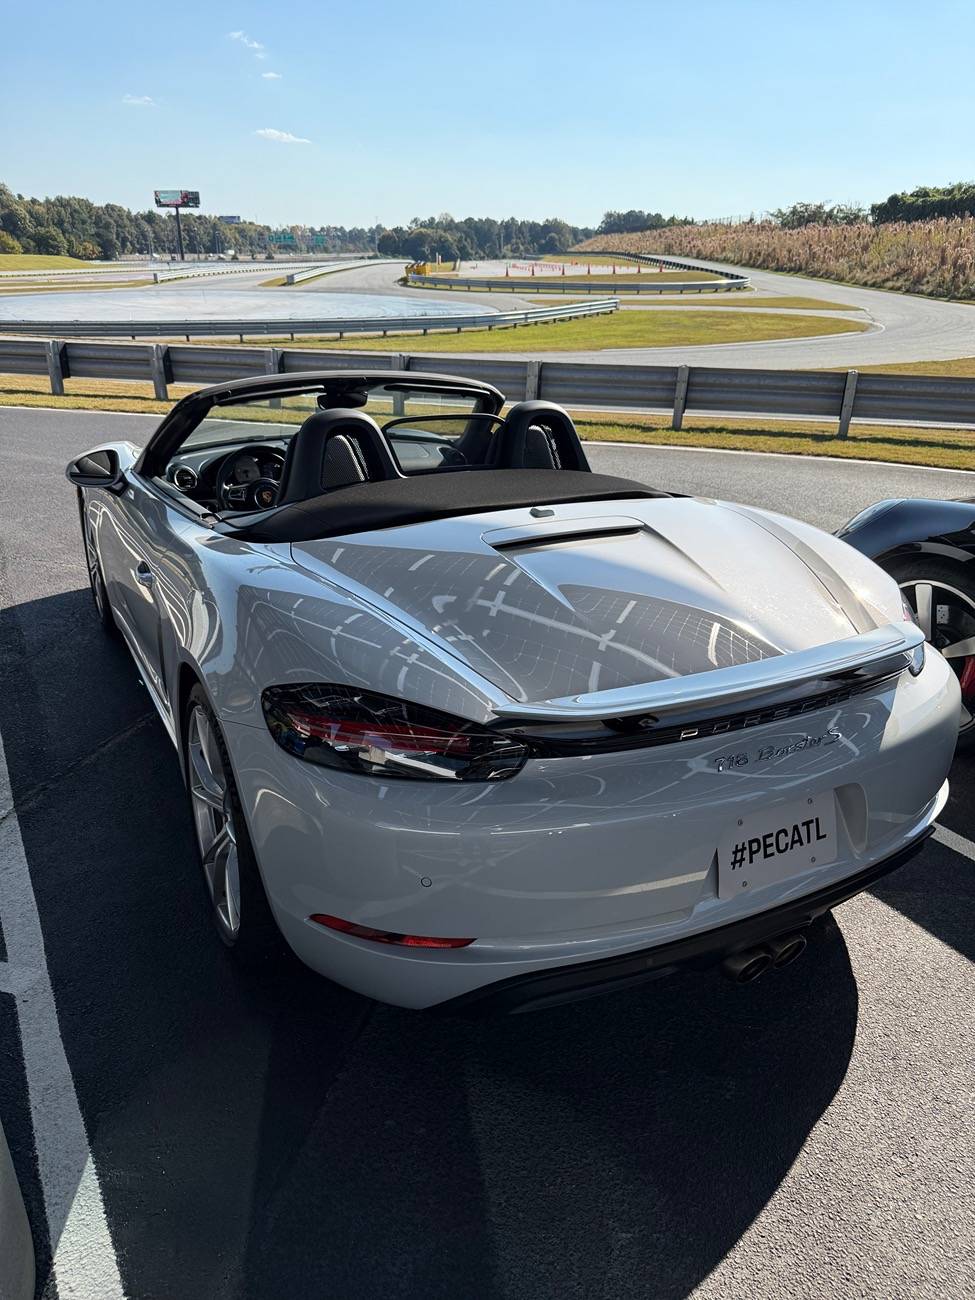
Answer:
[261,684,530,781]
[310,914,474,948]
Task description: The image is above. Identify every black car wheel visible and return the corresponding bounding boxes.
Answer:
[79,496,117,635]
[183,684,287,966]
[889,557,975,747]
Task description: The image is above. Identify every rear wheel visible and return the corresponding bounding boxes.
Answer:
[888,557,975,748]
[184,685,285,964]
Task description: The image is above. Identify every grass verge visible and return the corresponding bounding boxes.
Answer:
[0,253,94,271]
[315,310,869,353]
[825,357,975,378]
[0,279,153,294]
[2,373,972,469]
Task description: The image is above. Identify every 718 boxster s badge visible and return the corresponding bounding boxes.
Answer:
[67,370,960,1010]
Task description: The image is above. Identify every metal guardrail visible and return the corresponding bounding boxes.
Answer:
[0,298,618,341]
[407,252,750,295]
[3,337,973,437]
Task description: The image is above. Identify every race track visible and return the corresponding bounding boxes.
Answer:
[325,258,975,368]
[1,406,973,1300]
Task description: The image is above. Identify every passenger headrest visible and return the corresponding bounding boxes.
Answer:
[494,401,590,473]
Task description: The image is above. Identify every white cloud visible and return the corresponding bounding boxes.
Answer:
[122,94,157,107]
[261,71,282,79]
[255,128,311,144]
[229,30,264,51]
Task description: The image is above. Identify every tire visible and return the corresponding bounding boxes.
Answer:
[884,555,975,749]
[79,494,117,635]
[183,684,287,965]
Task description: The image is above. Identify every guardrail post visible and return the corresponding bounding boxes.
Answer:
[672,365,690,430]
[264,348,283,407]
[390,355,408,413]
[44,339,65,396]
[525,360,542,401]
[837,369,859,438]
[149,344,171,400]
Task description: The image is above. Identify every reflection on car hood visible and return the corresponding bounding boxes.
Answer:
[290,496,878,705]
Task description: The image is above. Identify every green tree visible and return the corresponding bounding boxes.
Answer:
[33,226,69,255]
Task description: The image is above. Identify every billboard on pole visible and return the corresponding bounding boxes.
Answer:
[154,190,201,208]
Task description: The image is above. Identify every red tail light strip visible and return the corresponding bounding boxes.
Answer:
[310,914,475,949]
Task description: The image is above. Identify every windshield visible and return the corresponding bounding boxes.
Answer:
[181,383,487,452]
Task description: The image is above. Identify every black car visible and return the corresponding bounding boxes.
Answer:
[839,496,975,745]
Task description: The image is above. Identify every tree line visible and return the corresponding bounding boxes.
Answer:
[0,182,381,259]
[376,215,593,260]
[0,184,594,262]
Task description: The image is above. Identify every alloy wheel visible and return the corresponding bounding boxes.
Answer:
[187,705,242,940]
[84,518,107,620]
[899,577,975,733]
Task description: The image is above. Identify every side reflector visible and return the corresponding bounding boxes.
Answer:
[310,914,475,949]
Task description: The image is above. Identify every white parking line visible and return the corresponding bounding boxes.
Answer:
[933,822,975,859]
[0,732,125,1297]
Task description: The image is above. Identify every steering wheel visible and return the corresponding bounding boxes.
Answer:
[216,447,286,513]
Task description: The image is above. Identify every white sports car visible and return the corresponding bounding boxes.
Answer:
[67,369,960,1011]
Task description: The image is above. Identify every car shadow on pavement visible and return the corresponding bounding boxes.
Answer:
[868,747,975,964]
[2,587,859,1300]
[239,917,858,1300]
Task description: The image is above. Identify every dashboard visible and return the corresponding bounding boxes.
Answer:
[163,429,471,513]
[165,440,288,509]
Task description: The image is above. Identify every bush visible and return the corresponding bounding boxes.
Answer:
[0,230,22,254]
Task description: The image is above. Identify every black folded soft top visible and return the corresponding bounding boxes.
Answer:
[227,469,668,543]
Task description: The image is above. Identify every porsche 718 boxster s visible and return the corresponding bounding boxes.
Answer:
[67,370,960,1010]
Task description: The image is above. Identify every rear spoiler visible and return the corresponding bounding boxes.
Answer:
[491,622,925,721]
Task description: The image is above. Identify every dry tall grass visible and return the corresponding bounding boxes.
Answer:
[579,219,975,299]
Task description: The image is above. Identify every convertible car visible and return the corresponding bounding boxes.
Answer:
[67,370,960,1011]
[839,496,975,747]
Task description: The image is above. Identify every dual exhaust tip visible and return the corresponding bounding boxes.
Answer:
[722,932,808,984]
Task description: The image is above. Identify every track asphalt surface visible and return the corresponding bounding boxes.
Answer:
[322,258,975,369]
[1,407,973,1299]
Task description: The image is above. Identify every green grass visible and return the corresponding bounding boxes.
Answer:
[0,278,152,294]
[825,357,975,378]
[315,310,869,353]
[5,374,973,469]
[0,253,95,270]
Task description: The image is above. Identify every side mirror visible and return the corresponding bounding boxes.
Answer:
[67,449,126,493]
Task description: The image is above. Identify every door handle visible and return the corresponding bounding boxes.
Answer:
[136,563,155,588]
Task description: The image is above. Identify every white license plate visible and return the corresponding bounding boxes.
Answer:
[718,791,837,900]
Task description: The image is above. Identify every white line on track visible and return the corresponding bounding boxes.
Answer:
[0,727,125,1296]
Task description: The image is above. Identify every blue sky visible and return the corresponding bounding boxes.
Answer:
[2,0,973,227]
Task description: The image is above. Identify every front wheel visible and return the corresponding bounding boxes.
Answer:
[889,557,975,748]
[79,496,116,634]
[184,685,286,964]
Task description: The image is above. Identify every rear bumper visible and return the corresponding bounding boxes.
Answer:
[441,825,934,1015]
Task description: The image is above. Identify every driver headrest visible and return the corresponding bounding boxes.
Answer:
[277,408,403,506]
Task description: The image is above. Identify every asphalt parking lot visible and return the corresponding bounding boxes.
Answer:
[1,407,973,1300]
